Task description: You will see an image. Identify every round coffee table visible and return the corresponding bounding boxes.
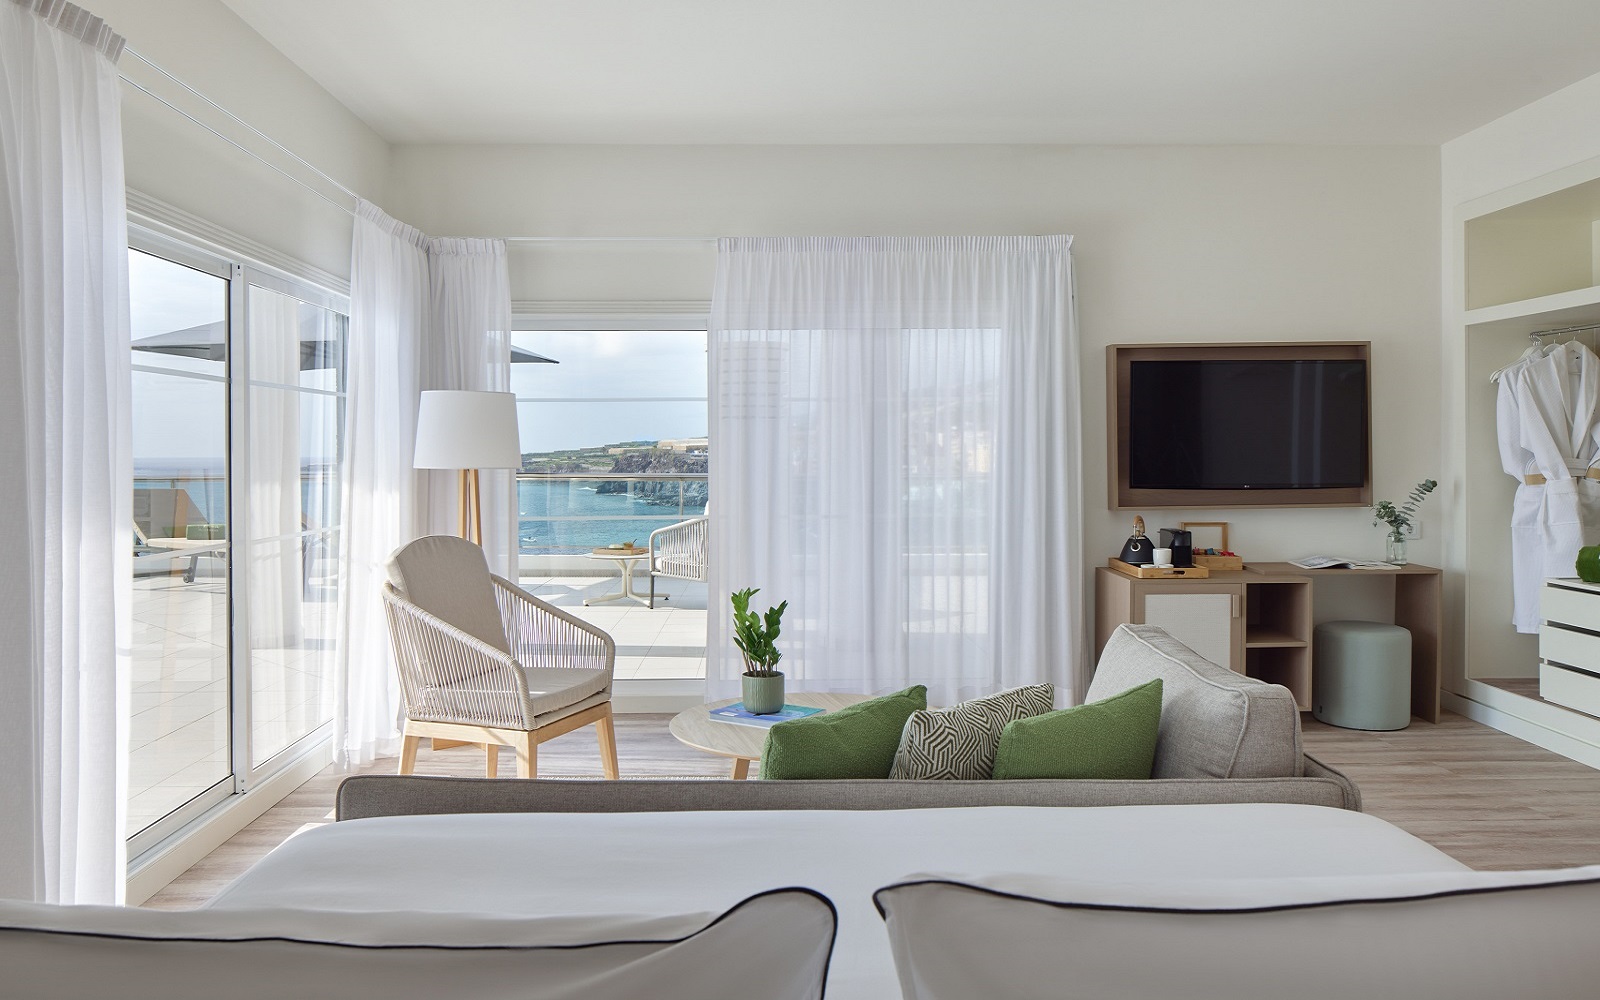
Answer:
[670,691,871,779]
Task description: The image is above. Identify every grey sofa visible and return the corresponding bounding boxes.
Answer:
[339,624,1358,818]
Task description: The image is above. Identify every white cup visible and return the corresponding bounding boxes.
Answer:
[1152,547,1174,567]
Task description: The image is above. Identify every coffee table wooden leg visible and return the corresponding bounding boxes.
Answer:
[731,757,751,780]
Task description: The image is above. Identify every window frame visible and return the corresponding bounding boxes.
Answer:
[126,224,349,863]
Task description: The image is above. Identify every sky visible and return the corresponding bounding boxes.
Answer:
[130,248,710,465]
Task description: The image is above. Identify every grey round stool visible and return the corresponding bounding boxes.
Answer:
[1313,620,1412,731]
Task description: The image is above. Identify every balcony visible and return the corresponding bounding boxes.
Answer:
[516,472,708,681]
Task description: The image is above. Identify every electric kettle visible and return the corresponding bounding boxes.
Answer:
[1119,516,1154,565]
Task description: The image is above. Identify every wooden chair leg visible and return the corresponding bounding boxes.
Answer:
[399,734,421,775]
[485,743,499,778]
[514,732,538,779]
[596,706,620,780]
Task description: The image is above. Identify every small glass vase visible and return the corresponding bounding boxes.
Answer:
[1385,530,1408,566]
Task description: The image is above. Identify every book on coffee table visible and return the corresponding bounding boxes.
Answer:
[708,703,825,728]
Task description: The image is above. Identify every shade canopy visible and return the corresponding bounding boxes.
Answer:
[132,319,558,368]
[413,390,522,470]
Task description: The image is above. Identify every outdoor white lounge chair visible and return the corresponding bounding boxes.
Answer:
[647,515,709,608]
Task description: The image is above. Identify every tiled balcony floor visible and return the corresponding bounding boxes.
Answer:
[518,573,708,681]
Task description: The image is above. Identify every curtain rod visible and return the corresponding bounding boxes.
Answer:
[117,48,719,245]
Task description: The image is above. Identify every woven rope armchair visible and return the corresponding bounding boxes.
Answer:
[382,535,620,779]
[647,515,708,608]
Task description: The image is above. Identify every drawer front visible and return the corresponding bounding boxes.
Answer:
[1540,661,1600,716]
[1542,583,1600,629]
[1539,625,1600,672]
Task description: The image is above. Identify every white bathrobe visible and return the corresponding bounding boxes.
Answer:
[1497,341,1600,632]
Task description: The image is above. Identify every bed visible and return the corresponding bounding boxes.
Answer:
[211,791,1466,1000]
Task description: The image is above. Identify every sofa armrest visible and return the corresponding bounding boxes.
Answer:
[1301,752,1362,812]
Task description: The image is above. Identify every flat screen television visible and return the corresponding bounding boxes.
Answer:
[1110,343,1371,508]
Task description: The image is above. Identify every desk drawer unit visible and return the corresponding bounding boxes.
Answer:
[1540,579,1600,716]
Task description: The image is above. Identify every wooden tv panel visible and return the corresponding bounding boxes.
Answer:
[1108,342,1372,510]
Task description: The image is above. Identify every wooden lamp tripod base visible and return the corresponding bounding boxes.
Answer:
[457,468,484,546]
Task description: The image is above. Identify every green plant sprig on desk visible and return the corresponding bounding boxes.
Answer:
[1373,478,1438,536]
[731,587,788,676]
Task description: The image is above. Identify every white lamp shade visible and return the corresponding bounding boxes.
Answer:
[413,390,522,470]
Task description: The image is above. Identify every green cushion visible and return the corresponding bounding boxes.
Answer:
[991,679,1163,780]
[759,686,928,780]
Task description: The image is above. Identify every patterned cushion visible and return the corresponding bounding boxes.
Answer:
[889,684,1055,780]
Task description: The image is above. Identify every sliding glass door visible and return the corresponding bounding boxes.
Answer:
[129,245,233,839]
[128,230,346,855]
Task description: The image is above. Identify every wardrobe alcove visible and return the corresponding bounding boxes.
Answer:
[1461,163,1600,736]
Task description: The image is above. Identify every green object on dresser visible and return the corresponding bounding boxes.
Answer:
[991,679,1163,780]
[759,685,927,779]
[1578,546,1600,584]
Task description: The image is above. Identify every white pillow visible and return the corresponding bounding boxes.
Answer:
[0,887,836,1000]
[875,867,1600,1000]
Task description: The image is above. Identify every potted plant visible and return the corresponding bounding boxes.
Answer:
[1373,478,1437,565]
[732,587,788,715]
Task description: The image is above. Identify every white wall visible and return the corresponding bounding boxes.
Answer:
[391,142,1442,571]
[1441,69,1600,687]
[89,0,388,281]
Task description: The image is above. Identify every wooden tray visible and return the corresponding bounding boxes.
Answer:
[592,547,647,556]
[1107,558,1211,579]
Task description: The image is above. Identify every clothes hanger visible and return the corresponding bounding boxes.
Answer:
[1490,340,1544,383]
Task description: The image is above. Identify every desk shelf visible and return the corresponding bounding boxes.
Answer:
[1095,563,1442,722]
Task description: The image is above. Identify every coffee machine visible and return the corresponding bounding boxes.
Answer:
[1160,527,1194,568]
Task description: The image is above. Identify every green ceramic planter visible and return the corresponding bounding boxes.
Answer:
[742,671,786,715]
[1577,546,1600,584]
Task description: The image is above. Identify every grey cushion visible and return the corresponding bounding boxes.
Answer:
[387,535,510,654]
[0,890,837,1000]
[874,867,1600,1000]
[889,685,1055,780]
[1087,624,1302,779]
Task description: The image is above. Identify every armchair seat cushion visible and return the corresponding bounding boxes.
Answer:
[524,667,611,718]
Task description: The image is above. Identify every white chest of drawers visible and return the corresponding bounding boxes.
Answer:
[1540,579,1600,715]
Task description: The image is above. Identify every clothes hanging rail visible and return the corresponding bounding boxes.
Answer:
[1530,322,1600,343]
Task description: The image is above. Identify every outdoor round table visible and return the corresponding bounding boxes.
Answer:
[583,549,651,606]
[669,692,871,779]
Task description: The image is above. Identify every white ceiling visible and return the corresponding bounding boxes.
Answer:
[220,0,1600,146]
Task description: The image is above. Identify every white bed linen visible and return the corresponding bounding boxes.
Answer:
[210,804,1465,1000]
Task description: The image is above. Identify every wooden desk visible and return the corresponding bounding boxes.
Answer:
[1095,562,1442,723]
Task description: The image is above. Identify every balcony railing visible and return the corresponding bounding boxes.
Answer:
[518,472,707,555]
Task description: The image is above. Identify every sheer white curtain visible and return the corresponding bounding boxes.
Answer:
[0,0,130,904]
[246,290,305,648]
[330,201,428,768]
[708,236,1082,708]
[426,238,516,578]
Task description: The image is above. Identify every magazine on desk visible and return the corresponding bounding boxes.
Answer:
[1289,555,1397,570]
[708,703,825,728]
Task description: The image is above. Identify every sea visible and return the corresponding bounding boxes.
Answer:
[135,462,705,554]
[519,479,705,553]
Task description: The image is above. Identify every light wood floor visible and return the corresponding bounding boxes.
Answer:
[141,710,1600,909]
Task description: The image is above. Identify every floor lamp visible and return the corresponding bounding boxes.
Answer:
[413,390,522,546]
